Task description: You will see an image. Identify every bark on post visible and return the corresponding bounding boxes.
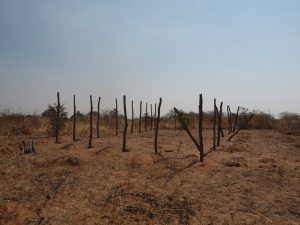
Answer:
[97,97,101,138]
[88,95,93,148]
[131,101,134,134]
[227,105,231,134]
[154,98,162,154]
[73,94,76,141]
[55,92,60,144]
[122,95,128,152]
[139,101,142,133]
[115,98,118,136]
[150,104,153,131]
[233,106,240,132]
[145,102,148,132]
[198,94,204,162]
[213,98,216,150]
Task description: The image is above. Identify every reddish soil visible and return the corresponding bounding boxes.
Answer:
[0,129,300,225]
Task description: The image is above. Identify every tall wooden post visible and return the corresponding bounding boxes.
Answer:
[73,95,76,141]
[213,98,216,150]
[145,102,148,132]
[122,95,128,152]
[217,102,223,146]
[55,92,60,144]
[139,101,142,133]
[154,103,157,130]
[131,101,134,134]
[199,94,204,162]
[88,95,93,148]
[115,98,118,136]
[97,97,101,138]
[150,104,153,131]
[174,112,177,130]
[154,98,162,154]
[233,106,240,132]
[227,105,231,134]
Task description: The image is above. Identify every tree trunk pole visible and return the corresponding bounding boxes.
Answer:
[139,101,142,133]
[97,97,101,138]
[88,95,93,148]
[122,95,128,152]
[73,94,76,141]
[150,104,153,131]
[233,106,240,132]
[145,102,148,132]
[213,98,216,150]
[115,98,118,136]
[131,101,134,134]
[198,94,204,162]
[55,92,60,144]
[227,105,231,134]
[217,102,223,146]
[154,98,162,154]
[154,103,157,130]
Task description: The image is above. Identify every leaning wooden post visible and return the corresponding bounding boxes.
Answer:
[115,98,118,136]
[198,94,204,162]
[233,106,240,132]
[73,94,76,141]
[88,95,93,148]
[131,101,134,134]
[213,98,216,150]
[97,97,101,138]
[139,101,142,133]
[55,92,60,144]
[154,98,162,154]
[145,102,148,132]
[122,95,128,152]
[150,104,153,131]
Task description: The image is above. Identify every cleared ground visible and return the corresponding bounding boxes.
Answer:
[0,129,300,225]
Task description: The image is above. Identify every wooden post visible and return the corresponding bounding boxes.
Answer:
[154,103,157,130]
[174,113,177,130]
[88,95,93,148]
[55,92,60,144]
[97,97,101,138]
[154,98,162,154]
[131,100,134,134]
[217,102,224,146]
[228,114,254,142]
[227,105,231,134]
[175,107,204,162]
[139,101,142,133]
[115,98,118,136]
[150,104,153,131]
[198,94,204,162]
[122,95,128,152]
[233,106,240,132]
[145,102,148,132]
[213,98,216,150]
[73,94,76,141]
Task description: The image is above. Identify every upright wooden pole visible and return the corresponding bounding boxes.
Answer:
[139,101,142,133]
[154,98,162,154]
[73,94,76,141]
[131,100,134,134]
[145,102,148,132]
[174,113,177,130]
[217,102,223,146]
[213,98,216,150]
[154,103,157,130]
[88,95,93,148]
[97,97,101,138]
[233,106,240,132]
[227,105,231,134]
[150,104,153,131]
[115,98,118,136]
[55,92,60,144]
[199,94,204,162]
[122,95,128,152]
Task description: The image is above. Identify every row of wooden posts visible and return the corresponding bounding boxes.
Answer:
[54,92,242,162]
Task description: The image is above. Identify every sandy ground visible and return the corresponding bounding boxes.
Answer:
[0,129,300,225]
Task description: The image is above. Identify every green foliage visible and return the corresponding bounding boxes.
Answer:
[42,104,68,136]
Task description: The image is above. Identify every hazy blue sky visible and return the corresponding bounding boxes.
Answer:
[0,0,299,116]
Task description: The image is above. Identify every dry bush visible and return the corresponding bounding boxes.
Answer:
[248,111,276,130]
[277,112,300,136]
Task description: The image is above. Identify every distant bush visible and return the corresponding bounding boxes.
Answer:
[277,112,300,135]
[42,104,68,136]
[249,111,276,130]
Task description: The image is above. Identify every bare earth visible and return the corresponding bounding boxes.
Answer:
[0,129,300,225]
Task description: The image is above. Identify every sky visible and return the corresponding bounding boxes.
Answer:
[0,0,299,116]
